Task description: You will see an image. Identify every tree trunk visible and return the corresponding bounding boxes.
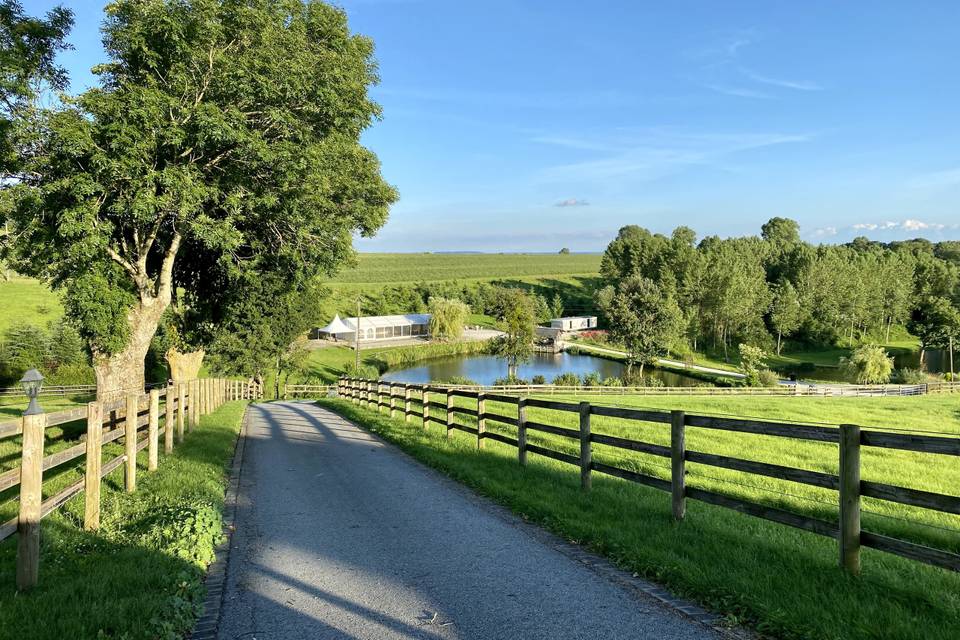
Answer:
[638,362,645,378]
[93,294,170,402]
[776,332,782,356]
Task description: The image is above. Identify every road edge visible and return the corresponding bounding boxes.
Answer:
[190,403,251,640]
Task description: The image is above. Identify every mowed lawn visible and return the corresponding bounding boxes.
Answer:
[319,392,960,640]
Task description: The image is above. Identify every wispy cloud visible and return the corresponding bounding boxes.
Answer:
[813,226,838,237]
[555,198,590,207]
[739,68,823,91]
[702,83,773,99]
[538,129,812,184]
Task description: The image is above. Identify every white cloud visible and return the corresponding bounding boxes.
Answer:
[814,227,838,237]
[902,219,946,231]
[702,83,773,100]
[555,198,590,207]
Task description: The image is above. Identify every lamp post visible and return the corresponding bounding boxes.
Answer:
[20,369,44,416]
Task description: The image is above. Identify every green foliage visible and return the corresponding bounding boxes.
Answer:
[344,362,379,379]
[367,339,490,372]
[492,375,529,386]
[439,375,478,385]
[552,372,580,386]
[841,345,894,384]
[548,293,564,319]
[597,276,683,376]
[0,319,90,383]
[769,279,801,354]
[558,247,571,255]
[756,369,781,387]
[329,253,601,284]
[490,289,536,373]
[580,371,602,386]
[5,0,396,380]
[602,376,623,386]
[894,368,928,385]
[530,374,546,385]
[738,343,768,386]
[427,296,470,340]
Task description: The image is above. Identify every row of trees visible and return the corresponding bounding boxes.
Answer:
[597,219,960,372]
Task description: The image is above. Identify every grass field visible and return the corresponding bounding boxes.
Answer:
[0,276,63,334]
[319,394,960,640]
[326,252,602,285]
[0,400,246,640]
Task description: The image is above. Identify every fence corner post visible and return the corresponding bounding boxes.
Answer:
[839,423,862,575]
[124,393,138,492]
[670,409,686,521]
[17,411,46,590]
[147,389,159,471]
[579,401,591,491]
[84,401,103,531]
[517,396,528,467]
[477,392,486,450]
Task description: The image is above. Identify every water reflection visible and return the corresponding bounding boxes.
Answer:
[380,352,705,386]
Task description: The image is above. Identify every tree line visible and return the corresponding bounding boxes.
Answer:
[596,218,960,372]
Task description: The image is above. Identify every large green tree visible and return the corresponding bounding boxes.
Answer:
[490,289,535,378]
[4,0,396,399]
[597,276,683,377]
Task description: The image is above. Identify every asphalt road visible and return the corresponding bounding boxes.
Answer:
[216,401,718,640]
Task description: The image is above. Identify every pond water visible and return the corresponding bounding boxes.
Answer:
[380,352,706,386]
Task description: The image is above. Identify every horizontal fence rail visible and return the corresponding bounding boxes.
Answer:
[336,377,960,577]
[1,378,262,591]
[286,381,960,399]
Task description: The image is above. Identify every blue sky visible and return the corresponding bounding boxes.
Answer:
[33,1,960,251]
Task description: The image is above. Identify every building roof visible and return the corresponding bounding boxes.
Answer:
[551,316,597,321]
[319,314,354,334]
[322,314,431,332]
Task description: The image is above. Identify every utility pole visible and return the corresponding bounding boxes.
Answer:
[355,298,361,370]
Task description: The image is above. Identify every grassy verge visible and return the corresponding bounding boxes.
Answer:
[0,400,247,640]
[316,396,960,640]
[302,339,492,383]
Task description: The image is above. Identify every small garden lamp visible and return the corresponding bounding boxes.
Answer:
[20,368,44,416]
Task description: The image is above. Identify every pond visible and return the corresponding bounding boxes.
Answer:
[380,352,707,386]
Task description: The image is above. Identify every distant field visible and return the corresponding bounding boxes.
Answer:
[327,252,602,285]
[0,276,62,333]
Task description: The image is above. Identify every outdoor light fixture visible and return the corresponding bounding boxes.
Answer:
[20,368,44,416]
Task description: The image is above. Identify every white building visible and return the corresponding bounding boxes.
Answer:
[312,314,431,342]
[549,316,598,331]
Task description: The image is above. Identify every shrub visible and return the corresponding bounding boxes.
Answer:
[530,374,546,385]
[552,372,580,386]
[738,343,768,386]
[841,345,893,384]
[44,363,96,386]
[757,369,781,387]
[895,368,927,384]
[440,375,478,385]
[602,376,623,387]
[428,297,470,340]
[344,362,379,379]
[581,371,602,387]
[493,375,529,386]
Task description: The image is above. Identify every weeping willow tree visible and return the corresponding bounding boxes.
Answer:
[428,297,470,341]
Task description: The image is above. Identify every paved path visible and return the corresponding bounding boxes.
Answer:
[217,401,719,640]
[569,343,746,379]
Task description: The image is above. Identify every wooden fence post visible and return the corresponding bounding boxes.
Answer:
[671,410,686,521]
[84,401,103,531]
[404,385,412,422]
[517,397,528,466]
[390,384,397,418]
[477,392,486,450]
[148,389,159,471]
[187,380,195,432]
[177,382,186,442]
[376,382,383,412]
[422,388,430,427]
[839,424,862,574]
[580,401,591,491]
[16,412,46,590]
[125,393,138,492]
[445,389,454,439]
[164,384,174,454]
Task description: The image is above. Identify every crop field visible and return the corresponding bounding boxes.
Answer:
[320,393,960,640]
[327,252,602,285]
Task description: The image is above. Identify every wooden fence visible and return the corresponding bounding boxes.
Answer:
[285,380,960,398]
[337,377,960,576]
[0,378,262,591]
